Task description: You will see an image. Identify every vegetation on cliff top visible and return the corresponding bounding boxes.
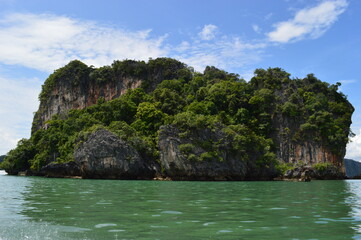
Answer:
[0,58,354,174]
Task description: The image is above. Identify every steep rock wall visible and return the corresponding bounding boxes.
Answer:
[158,125,278,180]
[74,128,159,179]
[33,76,142,132]
[32,58,189,132]
[274,116,344,169]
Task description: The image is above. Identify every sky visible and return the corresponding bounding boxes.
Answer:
[0,0,360,160]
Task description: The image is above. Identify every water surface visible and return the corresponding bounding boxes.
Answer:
[1,170,361,239]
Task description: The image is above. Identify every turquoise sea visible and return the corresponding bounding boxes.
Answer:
[1,170,361,239]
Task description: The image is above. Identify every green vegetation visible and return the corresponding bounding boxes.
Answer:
[275,162,295,175]
[0,58,354,174]
[312,162,336,172]
[0,155,6,169]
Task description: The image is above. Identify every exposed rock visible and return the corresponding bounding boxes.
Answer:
[32,59,188,132]
[40,161,81,178]
[33,76,142,133]
[276,139,344,170]
[283,165,344,180]
[24,60,352,181]
[158,125,277,180]
[74,128,158,179]
[269,80,349,176]
[300,169,312,182]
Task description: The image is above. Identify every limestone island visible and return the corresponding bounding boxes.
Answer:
[0,58,354,181]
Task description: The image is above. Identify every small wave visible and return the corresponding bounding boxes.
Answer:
[150,225,168,228]
[147,200,162,202]
[315,221,328,224]
[57,226,91,233]
[203,222,216,226]
[95,223,117,228]
[161,211,183,214]
[108,229,126,232]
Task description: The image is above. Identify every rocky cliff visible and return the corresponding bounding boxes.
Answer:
[74,128,158,179]
[158,125,278,180]
[250,70,353,177]
[32,58,190,132]
[2,60,354,180]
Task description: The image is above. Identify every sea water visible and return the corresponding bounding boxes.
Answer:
[1,170,361,239]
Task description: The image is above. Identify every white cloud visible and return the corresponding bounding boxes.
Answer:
[346,128,361,161]
[267,0,348,43]
[172,36,266,73]
[339,79,357,85]
[198,24,218,41]
[0,13,269,154]
[252,24,261,34]
[0,75,41,154]
[0,13,265,77]
[0,13,167,72]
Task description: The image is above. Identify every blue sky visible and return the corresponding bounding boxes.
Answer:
[0,0,360,160]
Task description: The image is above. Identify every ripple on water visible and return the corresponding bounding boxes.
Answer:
[150,225,168,228]
[270,207,287,210]
[319,217,353,222]
[108,229,126,232]
[315,221,329,224]
[57,226,91,233]
[161,211,183,214]
[218,230,233,233]
[203,222,216,226]
[95,223,117,228]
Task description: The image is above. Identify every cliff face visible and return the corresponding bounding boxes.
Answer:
[273,110,345,172]
[32,58,189,132]
[38,126,277,180]
[4,61,352,180]
[33,75,142,132]
[158,125,248,180]
[74,129,158,179]
[277,141,343,168]
[158,125,278,180]
[250,70,354,175]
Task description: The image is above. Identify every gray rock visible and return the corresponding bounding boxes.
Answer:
[283,165,343,180]
[40,161,81,178]
[74,128,158,179]
[158,125,249,180]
